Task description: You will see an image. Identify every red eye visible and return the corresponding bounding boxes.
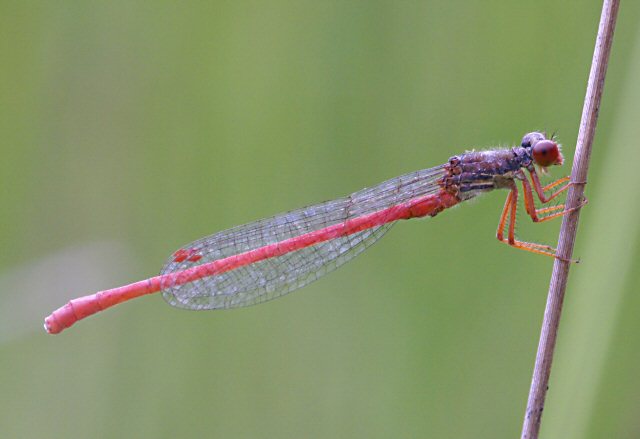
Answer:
[532,140,563,167]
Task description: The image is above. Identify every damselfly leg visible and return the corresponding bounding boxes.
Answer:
[496,171,585,260]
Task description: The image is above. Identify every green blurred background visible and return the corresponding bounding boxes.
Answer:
[1,1,639,438]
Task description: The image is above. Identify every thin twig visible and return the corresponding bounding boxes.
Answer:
[520,1,620,438]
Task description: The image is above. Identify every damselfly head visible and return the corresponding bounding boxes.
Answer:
[521,132,564,168]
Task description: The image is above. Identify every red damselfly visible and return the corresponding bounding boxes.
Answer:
[44,132,583,334]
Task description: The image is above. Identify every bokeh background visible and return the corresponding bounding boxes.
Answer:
[1,1,639,438]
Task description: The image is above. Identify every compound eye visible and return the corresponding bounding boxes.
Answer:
[521,132,545,148]
[532,140,563,167]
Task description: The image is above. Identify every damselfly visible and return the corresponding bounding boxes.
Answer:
[45,132,583,334]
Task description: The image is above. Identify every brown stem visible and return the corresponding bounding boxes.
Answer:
[520,1,620,438]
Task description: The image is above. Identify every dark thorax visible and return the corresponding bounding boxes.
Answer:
[442,147,533,200]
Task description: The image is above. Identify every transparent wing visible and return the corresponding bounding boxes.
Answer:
[160,165,446,310]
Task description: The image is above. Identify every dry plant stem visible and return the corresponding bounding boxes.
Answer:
[520,1,620,438]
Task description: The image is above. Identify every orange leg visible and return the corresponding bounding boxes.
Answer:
[536,205,564,215]
[495,189,513,243]
[496,184,559,258]
[529,171,571,203]
[495,178,585,261]
[521,175,585,223]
